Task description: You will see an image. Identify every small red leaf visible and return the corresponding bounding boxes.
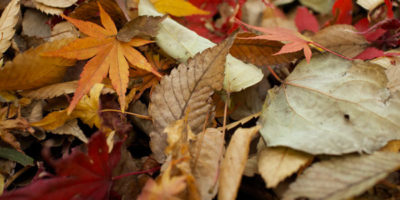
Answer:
[384,0,393,18]
[332,0,353,24]
[355,18,386,42]
[295,7,319,33]
[354,47,384,60]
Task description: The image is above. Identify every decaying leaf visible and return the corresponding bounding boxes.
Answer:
[0,0,20,56]
[283,152,400,200]
[259,54,400,155]
[190,128,225,200]
[49,22,80,42]
[230,32,301,66]
[50,119,88,143]
[0,38,76,90]
[117,15,166,43]
[218,126,260,200]
[312,25,369,58]
[32,1,63,15]
[151,0,209,17]
[22,9,51,38]
[258,147,312,188]
[299,0,334,14]
[149,34,233,162]
[138,0,263,92]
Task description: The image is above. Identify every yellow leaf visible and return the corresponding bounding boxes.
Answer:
[151,0,209,17]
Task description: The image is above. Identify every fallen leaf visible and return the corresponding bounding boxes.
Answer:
[238,20,313,62]
[190,128,225,200]
[45,2,159,113]
[230,32,301,66]
[332,0,353,24]
[0,147,33,166]
[0,131,123,200]
[33,0,77,8]
[354,47,385,60]
[117,16,166,42]
[49,22,80,41]
[380,140,400,152]
[32,1,63,15]
[218,126,260,200]
[357,0,384,11]
[0,0,20,55]
[258,147,312,188]
[138,0,263,92]
[259,54,400,155]
[283,152,400,200]
[50,119,88,143]
[312,24,369,58]
[370,53,400,93]
[151,0,209,17]
[295,6,319,33]
[149,35,233,162]
[299,0,334,14]
[22,9,51,38]
[0,38,76,90]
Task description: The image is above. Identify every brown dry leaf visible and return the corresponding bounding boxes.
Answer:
[312,25,369,58]
[32,1,63,15]
[50,119,87,143]
[258,147,313,188]
[283,152,400,200]
[22,9,51,38]
[20,81,114,100]
[70,0,127,29]
[218,126,260,200]
[0,129,20,150]
[230,32,301,66]
[190,128,225,200]
[49,21,80,41]
[149,35,234,162]
[0,0,20,56]
[33,0,77,8]
[117,15,166,42]
[380,140,400,152]
[0,38,76,90]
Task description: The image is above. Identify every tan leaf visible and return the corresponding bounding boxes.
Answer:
[117,15,166,42]
[357,0,383,11]
[218,126,260,200]
[283,152,400,200]
[33,1,63,15]
[51,119,88,143]
[370,54,400,93]
[0,0,20,55]
[33,0,77,8]
[22,9,51,38]
[190,128,225,200]
[149,35,233,162]
[0,39,76,90]
[20,81,114,100]
[0,129,20,150]
[49,22,79,41]
[258,147,313,188]
[312,25,368,58]
[230,32,301,66]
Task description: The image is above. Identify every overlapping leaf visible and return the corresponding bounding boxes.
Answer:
[0,0,20,56]
[45,3,160,113]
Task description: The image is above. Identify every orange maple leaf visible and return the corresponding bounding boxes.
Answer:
[44,2,161,114]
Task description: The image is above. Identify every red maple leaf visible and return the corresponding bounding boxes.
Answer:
[295,6,319,33]
[182,0,246,42]
[332,0,353,24]
[0,132,122,200]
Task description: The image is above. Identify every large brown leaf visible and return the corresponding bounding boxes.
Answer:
[149,35,234,162]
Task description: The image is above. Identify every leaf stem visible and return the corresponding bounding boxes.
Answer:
[112,166,160,181]
[99,109,152,120]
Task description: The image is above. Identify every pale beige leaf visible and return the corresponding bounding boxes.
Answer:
[50,22,79,41]
[259,54,400,155]
[20,81,114,99]
[33,1,63,15]
[138,0,263,92]
[22,9,51,38]
[34,0,77,8]
[51,119,88,143]
[0,0,20,54]
[312,25,368,58]
[357,0,383,10]
[243,155,258,177]
[218,126,260,200]
[371,55,400,93]
[149,35,233,162]
[258,147,312,188]
[299,0,334,14]
[190,128,224,200]
[283,152,400,200]
[0,39,76,90]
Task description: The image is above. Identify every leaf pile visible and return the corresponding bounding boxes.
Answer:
[0,0,400,200]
